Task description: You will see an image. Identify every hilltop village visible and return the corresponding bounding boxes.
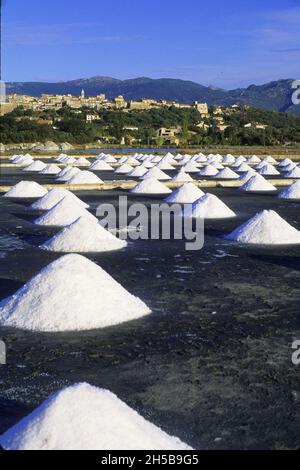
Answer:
[1,89,300,149]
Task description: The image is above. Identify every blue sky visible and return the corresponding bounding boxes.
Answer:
[2,0,300,88]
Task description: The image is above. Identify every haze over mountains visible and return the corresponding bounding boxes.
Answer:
[6,76,299,115]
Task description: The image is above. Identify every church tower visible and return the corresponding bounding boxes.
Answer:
[81,89,85,99]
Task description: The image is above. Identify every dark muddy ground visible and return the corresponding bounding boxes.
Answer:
[0,166,300,449]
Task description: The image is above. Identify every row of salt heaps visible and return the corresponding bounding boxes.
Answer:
[11,154,103,184]
[4,174,299,229]
[6,151,300,202]
[11,151,300,172]
[31,188,127,252]
[12,152,300,193]
[35,151,284,179]
[6,151,300,200]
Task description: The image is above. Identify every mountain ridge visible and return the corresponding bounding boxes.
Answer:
[5,76,300,115]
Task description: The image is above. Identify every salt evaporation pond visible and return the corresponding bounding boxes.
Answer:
[1,154,300,450]
[23,161,47,172]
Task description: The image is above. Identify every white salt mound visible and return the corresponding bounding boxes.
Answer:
[278,181,300,200]
[13,155,34,166]
[75,157,90,166]
[55,153,67,161]
[126,156,139,165]
[141,167,171,181]
[41,216,127,253]
[155,160,175,170]
[255,161,267,170]
[164,154,176,164]
[22,160,47,172]
[198,164,218,176]
[282,162,296,172]
[128,166,148,177]
[39,164,61,175]
[98,154,116,163]
[215,167,239,179]
[0,254,151,332]
[248,155,261,164]
[30,188,89,210]
[207,154,222,163]
[164,151,174,160]
[117,156,127,163]
[238,169,257,181]
[90,160,113,171]
[131,177,172,195]
[115,163,133,174]
[233,156,246,165]
[34,197,97,226]
[265,156,277,164]
[196,155,207,163]
[182,162,200,173]
[142,160,154,168]
[226,210,300,245]
[3,181,48,198]
[62,156,76,164]
[284,166,300,178]
[0,383,191,450]
[9,154,20,161]
[165,183,204,204]
[151,156,162,163]
[210,161,224,170]
[223,154,235,164]
[258,163,280,176]
[184,193,236,219]
[68,171,103,184]
[171,170,194,182]
[278,158,292,168]
[239,167,257,181]
[55,166,72,178]
[239,174,276,192]
[235,163,252,172]
[56,167,80,181]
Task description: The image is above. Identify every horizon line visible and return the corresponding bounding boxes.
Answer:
[3,75,296,91]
